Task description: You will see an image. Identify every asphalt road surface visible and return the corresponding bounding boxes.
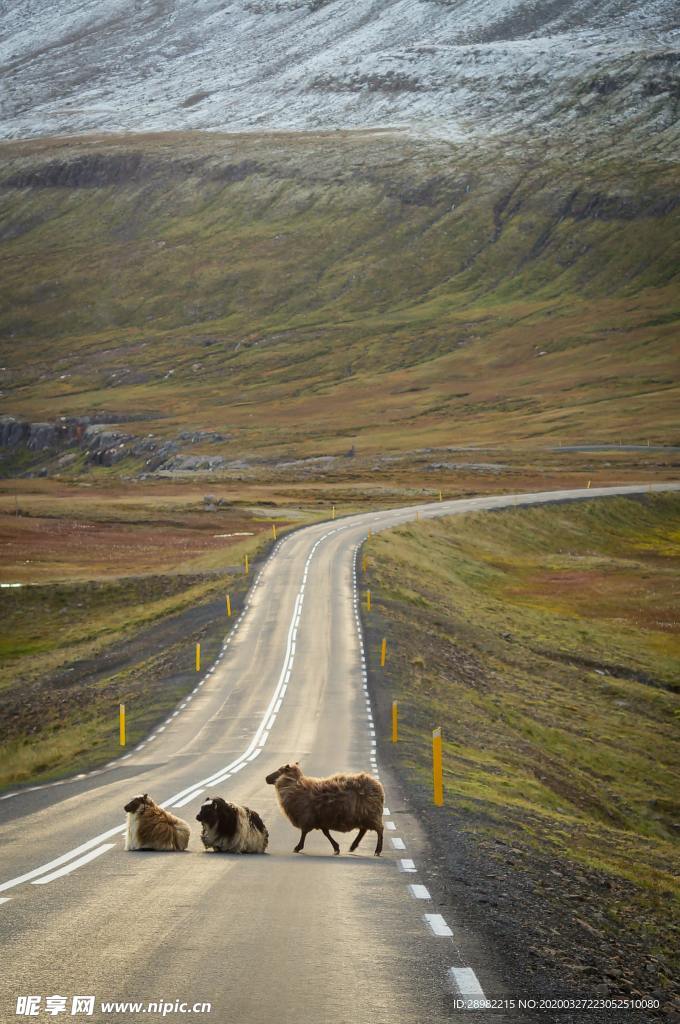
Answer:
[1,484,677,1024]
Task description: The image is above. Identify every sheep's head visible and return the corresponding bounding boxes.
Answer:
[265,762,301,785]
[124,792,150,814]
[196,796,238,836]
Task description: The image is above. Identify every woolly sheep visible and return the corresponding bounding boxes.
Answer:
[265,762,384,856]
[123,793,190,851]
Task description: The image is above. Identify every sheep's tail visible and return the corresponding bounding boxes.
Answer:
[247,808,268,837]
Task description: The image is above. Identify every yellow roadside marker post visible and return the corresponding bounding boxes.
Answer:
[366,589,371,612]
[196,643,201,672]
[119,703,126,747]
[272,523,277,540]
[439,490,443,502]
[332,505,336,520]
[433,727,444,806]
[226,594,232,617]
[392,701,398,743]
[380,637,387,667]
[587,480,591,489]
[244,554,249,575]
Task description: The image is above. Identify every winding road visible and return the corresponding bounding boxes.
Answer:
[1,484,677,1024]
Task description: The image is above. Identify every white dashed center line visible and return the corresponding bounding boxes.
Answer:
[398,859,417,873]
[424,913,453,938]
[448,967,487,1002]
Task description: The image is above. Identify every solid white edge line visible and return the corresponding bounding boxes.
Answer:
[32,844,116,885]
[161,589,303,804]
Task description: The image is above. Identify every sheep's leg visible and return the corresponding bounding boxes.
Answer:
[322,829,340,855]
[294,830,309,853]
[349,828,367,852]
[374,828,383,857]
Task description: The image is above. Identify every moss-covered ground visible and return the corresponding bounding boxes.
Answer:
[362,494,680,985]
[1,131,678,461]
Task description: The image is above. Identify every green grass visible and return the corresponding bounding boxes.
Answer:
[364,493,680,964]
[0,574,219,687]
[0,483,301,787]
[0,569,243,788]
[0,131,678,464]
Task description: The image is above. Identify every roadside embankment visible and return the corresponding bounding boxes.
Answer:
[363,493,680,1017]
[0,499,293,789]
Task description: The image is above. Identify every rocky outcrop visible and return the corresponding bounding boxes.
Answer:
[0,414,145,450]
[26,423,58,450]
[159,454,227,473]
[0,415,134,467]
[0,417,30,447]
[4,153,151,190]
[0,415,227,475]
[0,416,76,450]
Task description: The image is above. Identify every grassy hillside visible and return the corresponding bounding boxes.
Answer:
[0,131,678,463]
[0,483,304,787]
[363,493,680,996]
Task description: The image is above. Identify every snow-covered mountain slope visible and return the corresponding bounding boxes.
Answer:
[0,0,678,145]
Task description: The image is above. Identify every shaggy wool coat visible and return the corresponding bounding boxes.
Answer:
[124,795,191,852]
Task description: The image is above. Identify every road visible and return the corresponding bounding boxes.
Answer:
[1,484,677,1024]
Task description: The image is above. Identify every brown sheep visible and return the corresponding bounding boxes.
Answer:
[123,793,190,851]
[265,762,384,856]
